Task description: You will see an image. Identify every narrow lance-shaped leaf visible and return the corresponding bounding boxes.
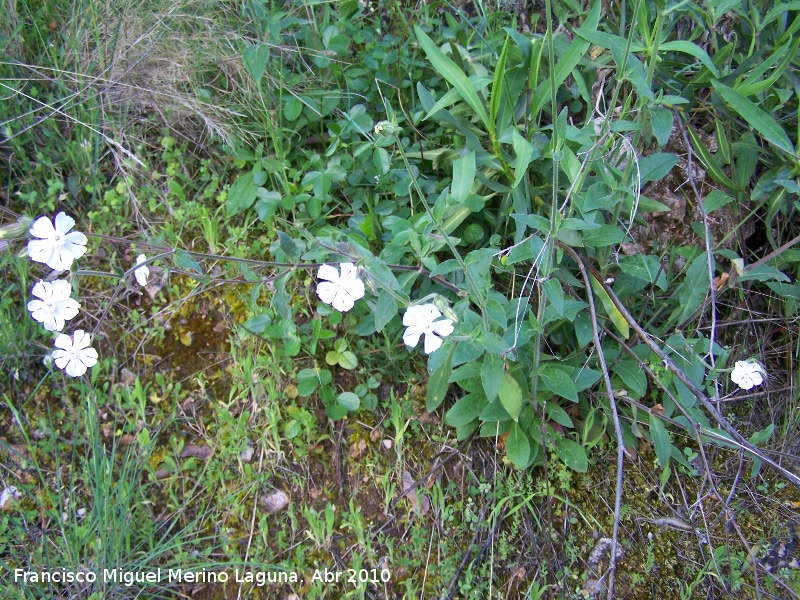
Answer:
[713,81,794,153]
[414,26,490,130]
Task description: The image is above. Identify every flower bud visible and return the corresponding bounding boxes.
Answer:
[0,216,33,240]
[432,295,458,323]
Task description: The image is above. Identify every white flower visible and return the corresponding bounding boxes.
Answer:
[134,254,150,286]
[316,263,365,312]
[28,212,87,270]
[731,360,766,391]
[52,329,98,377]
[27,280,80,331]
[403,303,454,354]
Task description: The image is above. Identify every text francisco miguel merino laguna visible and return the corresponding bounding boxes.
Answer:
[14,568,299,587]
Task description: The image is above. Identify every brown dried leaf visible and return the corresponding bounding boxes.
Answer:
[349,439,368,459]
[180,444,213,460]
[401,470,430,516]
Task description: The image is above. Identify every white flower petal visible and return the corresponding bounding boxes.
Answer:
[27,238,55,264]
[330,289,355,312]
[403,325,424,348]
[423,332,444,354]
[731,360,766,391]
[134,255,150,286]
[431,319,454,338]
[54,212,76,235]
[29,216,56,239]
[317,281,339,305]
[317,264,340,283]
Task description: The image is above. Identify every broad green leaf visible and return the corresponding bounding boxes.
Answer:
[703,190,734,213]
[749,424,774,445]
[649,107,673,148]
[339,351,358,370]
[242,314,272,335]
[668,252,711,326]
[481,353,504,402]
[415,27,490,129]
[649,415,672,469]
[556,437,588,472]
[539,365,578,402]
[612,358,647,398]
[337,392,360,411]
[638,153,678,184]
[498,373,522,421]
[545,402,573,428]
[284,97,302,121]
[506,422,530,468]
[242,43,270,82]
[590,276,630,339]
[489,35,511,133]
[427,345,455,412]
[226,171,259,216]
[618,254,667,289]
[374,290,398,332]
[738,264,790,283]
[511,130,536,188]
[713,81,794,153]
[373,147,391,175]
[581,225,626,247]
[451,151,476,203]
[542,278,564,316]
[444,393,488,427]
[172,249,204,275]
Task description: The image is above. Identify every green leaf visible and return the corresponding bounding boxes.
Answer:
[481,353,504,402]
[649,415,672,469]
[337,392,360,411]
[339,351,358,370]
[506,422,530,468]
[373,147,391,175]
[703,190,734,213]
[172,249,204,275]
[659,40,719,77]
[226,171,259,216]
[638,153,678,184]
[590,277,630,339]
[374,290,398,332]
[556,437,588,472]
[242,43,270,82]
[545,402,573,428]
[242,314,272,335]
[612,358,647,398]
[415,26,490,129]
[749,423,774,445]
[618,254,667,289]
[451,151,476,203]
[512,130,536,188]
[738,264,790,283]
[497,373,522,421]
[285,97,302,121]
[444,393,488,427]
[533,0,600,116]
[713,81,794,153]
[297,368,321,397]
[427,345,455,412]
[649,107,673,148]
[539,365,578,402]
[668,252,711,326]
[581,225,626,247]
[687,126,739,191]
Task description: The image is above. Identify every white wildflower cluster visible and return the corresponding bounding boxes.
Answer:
[25,212,150,377]
[316,263,454,355]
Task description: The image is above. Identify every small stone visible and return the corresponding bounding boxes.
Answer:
[382,440,393,450]
[240,446,254,463]
[260,489,290,513]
